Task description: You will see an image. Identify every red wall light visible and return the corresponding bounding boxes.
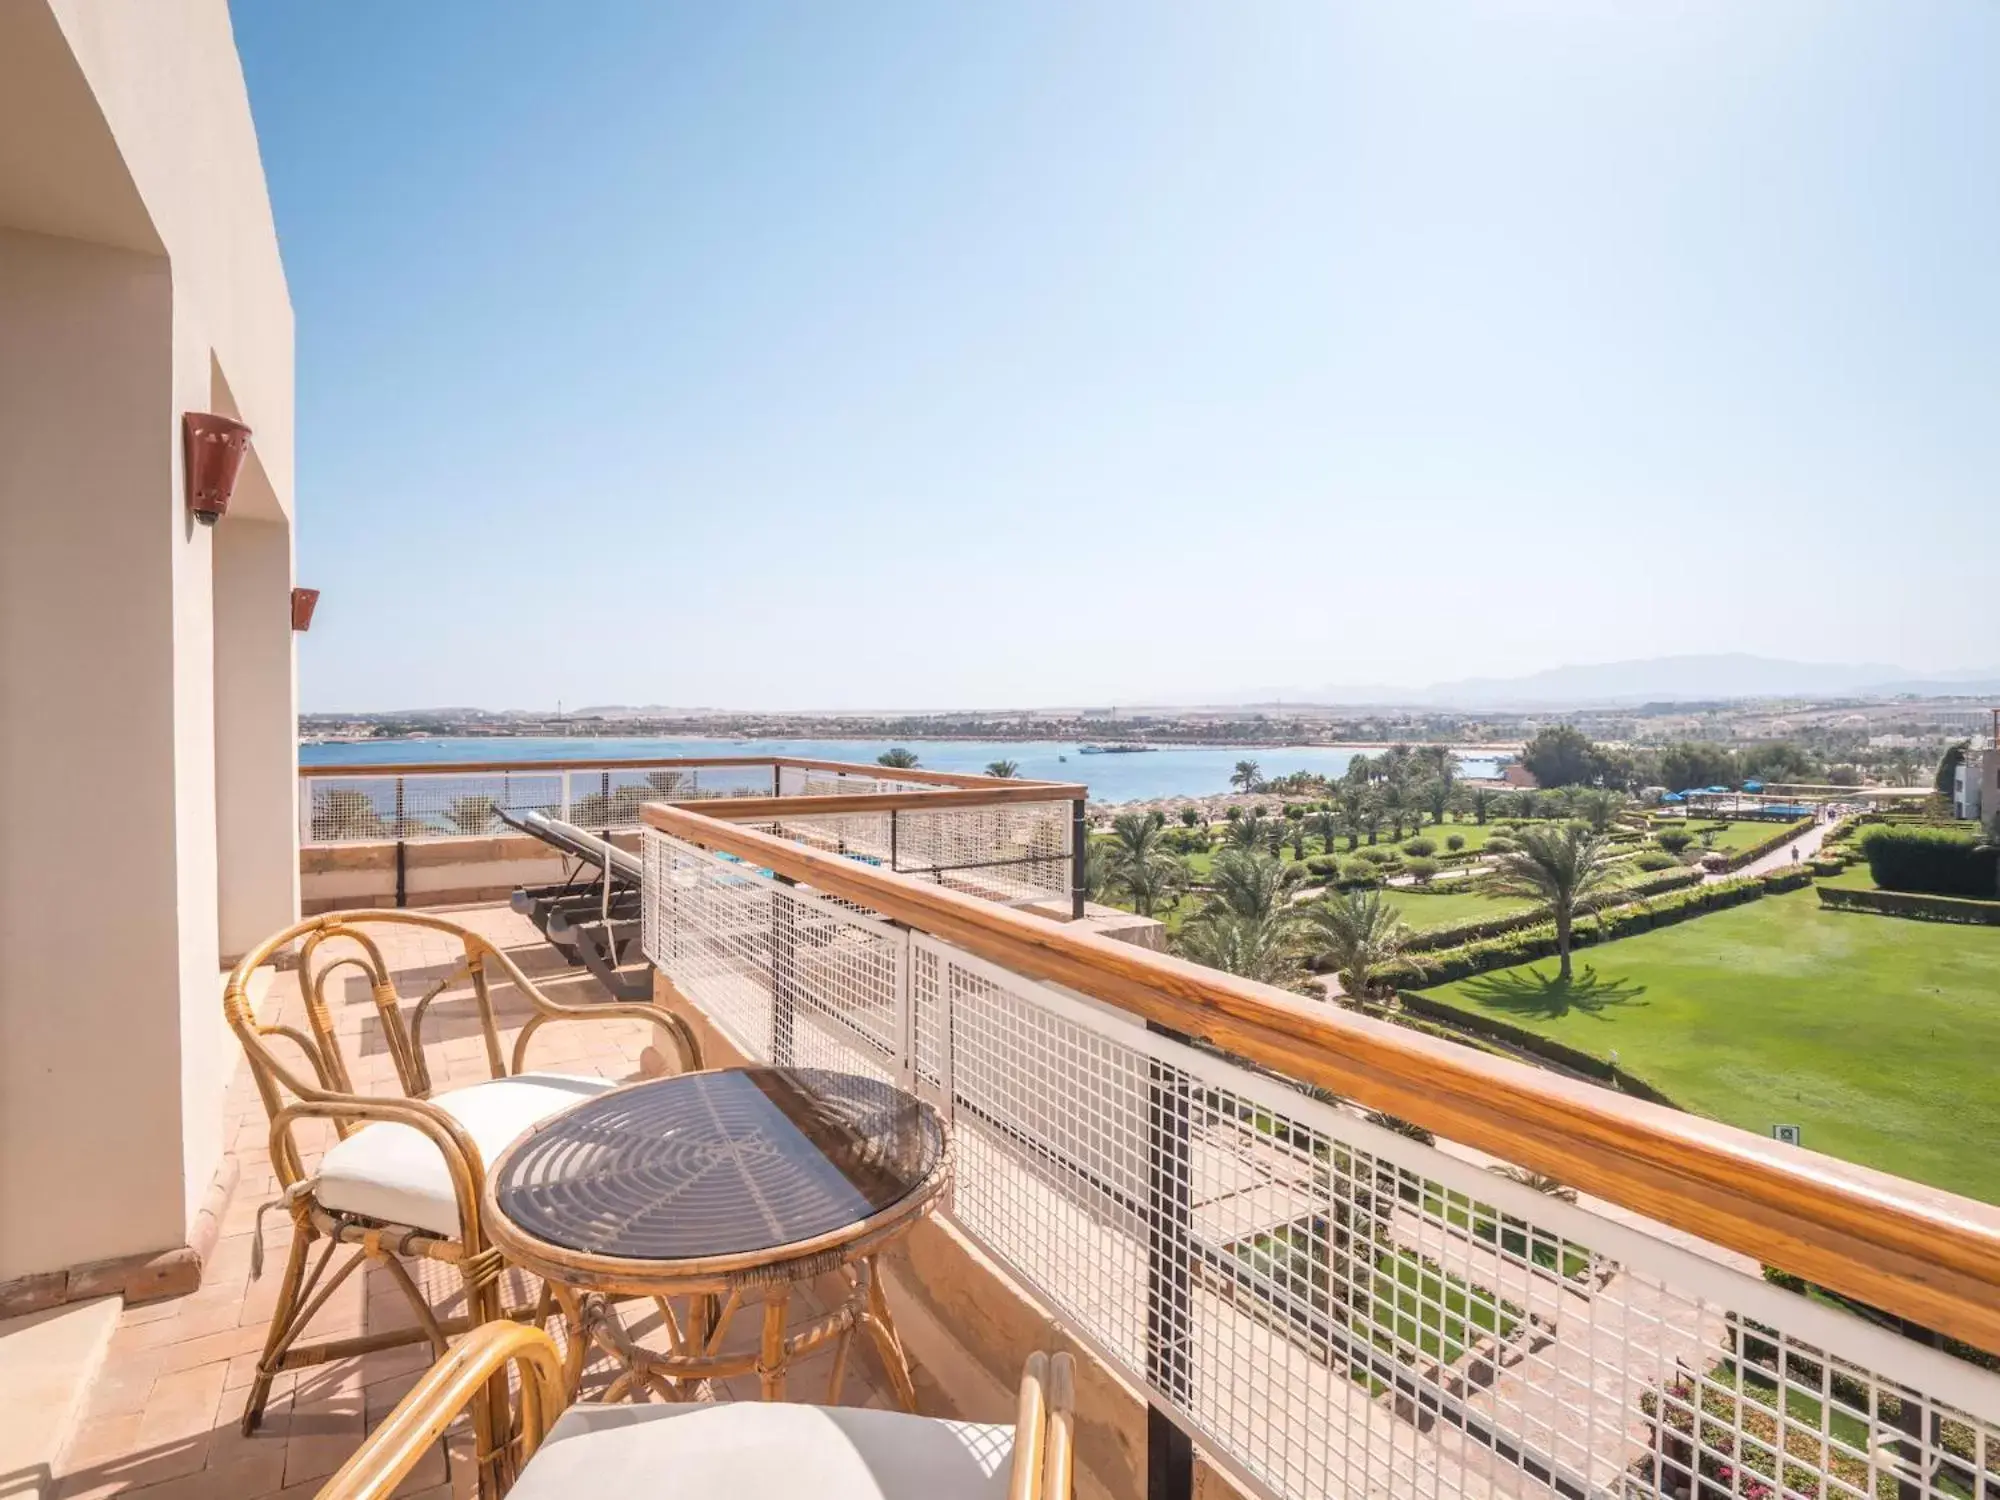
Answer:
[290,588,320,632]
[182,412,252,525]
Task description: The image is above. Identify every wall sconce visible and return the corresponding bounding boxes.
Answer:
[290,588,320,632]
[182,412,252,525]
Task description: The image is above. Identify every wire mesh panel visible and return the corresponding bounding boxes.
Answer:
[729,800,1073,905]
[642,830,906,1084]
[300,761,784,843]
[776,765,936,797]
[301,771,568,842]
[644,829,2000,1500]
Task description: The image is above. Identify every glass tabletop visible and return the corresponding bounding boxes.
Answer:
[491,1067,947,1263]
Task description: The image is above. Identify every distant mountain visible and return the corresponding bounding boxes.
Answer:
[1286,654,2000,709]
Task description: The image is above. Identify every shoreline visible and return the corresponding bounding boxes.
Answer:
[301,732,1525,754]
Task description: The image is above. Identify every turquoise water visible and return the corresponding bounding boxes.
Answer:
[300,736,1501,802]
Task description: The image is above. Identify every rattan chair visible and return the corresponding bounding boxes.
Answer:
[315,1321,1076,1500]
[224,911,701,1483]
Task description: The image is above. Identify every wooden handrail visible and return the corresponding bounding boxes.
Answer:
[642,802,2000,1354]
[299,752,1077,794]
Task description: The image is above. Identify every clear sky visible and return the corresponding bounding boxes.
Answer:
[234,2,1998,713]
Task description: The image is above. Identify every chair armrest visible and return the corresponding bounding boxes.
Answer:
[1009,1352,1049,1500]
[1043,1353,1076,1500]
[316,1321,567,1500]
[507,993,702,1078]
[275,1094,487,1245]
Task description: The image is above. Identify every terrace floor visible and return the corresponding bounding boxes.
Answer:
[51,902,912,1500]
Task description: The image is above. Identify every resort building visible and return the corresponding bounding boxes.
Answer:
[1,10,1995,1500]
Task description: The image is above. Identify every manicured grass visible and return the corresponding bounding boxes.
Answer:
[1654,818,1799,853]
[1234,1223,1519,1372]
[1422,888,2000,1203]
[1380,887,1539,930]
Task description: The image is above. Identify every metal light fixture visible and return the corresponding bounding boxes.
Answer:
[182,412,252,525]
[290,588,320,632]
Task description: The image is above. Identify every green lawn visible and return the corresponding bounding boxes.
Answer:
[1653,818,1798,853]
[1422,888,2000,1203]
[1381,887,1539,930]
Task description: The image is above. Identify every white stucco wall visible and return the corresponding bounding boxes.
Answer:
[0,1,295,1281]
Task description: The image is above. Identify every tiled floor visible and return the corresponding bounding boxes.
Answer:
[53,904,907,1499]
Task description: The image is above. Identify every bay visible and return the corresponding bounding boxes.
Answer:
[300,735,1503,803]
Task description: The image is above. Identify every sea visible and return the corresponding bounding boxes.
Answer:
[300,736,1504,804]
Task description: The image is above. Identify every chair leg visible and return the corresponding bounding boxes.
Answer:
[241,1224,313,1435]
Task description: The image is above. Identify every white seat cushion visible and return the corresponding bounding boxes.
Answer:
[316,1073,615,1238]
[509,1401,1016,1500]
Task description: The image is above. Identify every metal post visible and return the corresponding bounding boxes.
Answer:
[773,763,783,797]
[889,810,900,875]
[393,777,407,908]
[1071,798,1088,920]
[770,875,798,1066]
[1145,1021,1195,1500]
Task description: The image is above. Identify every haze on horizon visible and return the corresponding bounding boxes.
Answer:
[236,2,2000,715]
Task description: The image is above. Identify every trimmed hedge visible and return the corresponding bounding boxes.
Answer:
[1402,867,1703,953]
[1390,868,1810,986]
[1395,992,1681,1106]
[1819,884,2000,926]
[1857,824,1999,898]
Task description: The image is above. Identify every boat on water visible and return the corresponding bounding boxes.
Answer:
[1077,743,1157,755]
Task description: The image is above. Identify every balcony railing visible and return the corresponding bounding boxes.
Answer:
[640,801,2000,1500]
[297,754,1013,843]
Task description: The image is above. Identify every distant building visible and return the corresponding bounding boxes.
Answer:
[1950,712,1999,822]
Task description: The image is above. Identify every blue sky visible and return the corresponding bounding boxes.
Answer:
[234,2,1999,712]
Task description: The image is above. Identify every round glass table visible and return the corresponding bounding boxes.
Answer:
[483,1066,949,1408]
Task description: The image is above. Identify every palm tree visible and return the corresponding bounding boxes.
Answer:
[1223,812,1273,853]
[1105,811,1185,918]
[443,794,499,835]
[1470,786,1493,825]
[986,759,1020,779]
[1175,910,1303,988]
[1306,809,1341,857]
[1305,889,1423,1012]
[1116,851,1187,919]
[1079,840,1113,903]
[1335,786,1367,849]
[877,747,921,769]
[1230,759,1262,795]
[1380,781,1412,841]
[310,787,384,842]
[1203,848,1295,922]
[1418,776,1451,825]
[1577,788,1625,833]
[1486,823,1618,981]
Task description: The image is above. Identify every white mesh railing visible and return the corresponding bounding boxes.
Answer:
[643,826,2000,1500]
[740,800,1075,905]
[300,762,788,843]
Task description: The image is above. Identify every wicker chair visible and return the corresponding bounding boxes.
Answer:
[224,910,701,1485]
[316,1321,1076,1500]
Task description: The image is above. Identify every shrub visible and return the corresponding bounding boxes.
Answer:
[1357,847,1396,865]
[1340,859,1384,888]
[1405,856,1440,884]
[1654,829,1694,854]
[1403,836,1437,858]
[1858,825,1999,898]
[1483,835,1516,854]
[1819,884,2000,925]
[1634,850,1675,871]
[1179,807,1201,827]
[1305,854,1341,878]
[1446,834,1465,852]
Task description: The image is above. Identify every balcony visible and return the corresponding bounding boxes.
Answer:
[32,759,2000,1500]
